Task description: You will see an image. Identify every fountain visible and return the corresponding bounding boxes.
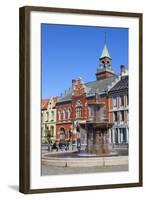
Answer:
[71,102,117,157]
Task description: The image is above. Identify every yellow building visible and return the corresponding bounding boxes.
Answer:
[47,97,57,143]
[41,97,57,143]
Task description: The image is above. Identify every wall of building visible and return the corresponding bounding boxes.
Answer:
[47,107,56,143]
[41,109,48,143]
[56,102,72,143]
[108,94,129,145]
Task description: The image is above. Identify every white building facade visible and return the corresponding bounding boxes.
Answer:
[108,72,129,146]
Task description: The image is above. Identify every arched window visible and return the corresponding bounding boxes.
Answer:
[76,101,82,119]
[45,111,48,122]
[88,106,90,117]
[50,126,54,137]
[51,111,54,121]
[47,112,49,121]
[63,110,66,120]
[60,127,66,144]
[68,108,71,119]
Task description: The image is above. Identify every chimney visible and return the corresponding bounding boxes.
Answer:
[120,65,126,76]
[72,79,76,84]
[72,79,76,95]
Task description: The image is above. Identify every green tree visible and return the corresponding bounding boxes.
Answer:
[46,129,52,144]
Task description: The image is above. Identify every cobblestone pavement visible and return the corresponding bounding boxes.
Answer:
[42,164,128,176]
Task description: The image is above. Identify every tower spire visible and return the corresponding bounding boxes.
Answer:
[100,44,111,59]
[95,35,115,80]
[100,32,111,59]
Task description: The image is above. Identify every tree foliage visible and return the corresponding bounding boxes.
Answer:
[46,129,52,144]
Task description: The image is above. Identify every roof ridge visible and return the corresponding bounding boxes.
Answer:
[85,76,116,85]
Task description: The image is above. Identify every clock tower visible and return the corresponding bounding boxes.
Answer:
[96,44,115,80]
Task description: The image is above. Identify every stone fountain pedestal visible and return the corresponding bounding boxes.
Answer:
[79,122,114,156]
[86,130,112,155]
[72,102,116,156]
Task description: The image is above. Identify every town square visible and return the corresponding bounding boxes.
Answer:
[41,24,129,176]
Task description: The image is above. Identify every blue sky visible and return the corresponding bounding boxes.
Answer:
[41,24,128,99]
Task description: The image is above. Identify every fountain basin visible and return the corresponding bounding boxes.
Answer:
[42,151,128,167]
[44,150,118,158]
